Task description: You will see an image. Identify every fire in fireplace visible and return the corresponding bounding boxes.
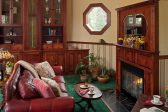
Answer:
[121,63,144,98]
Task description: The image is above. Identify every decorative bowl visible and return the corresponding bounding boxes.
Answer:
[46,41,52,44]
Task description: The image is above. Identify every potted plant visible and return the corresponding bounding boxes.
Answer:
[85,53,101,80]
[97,67,110,83]
[6,61,14,75]
[75,61,88,82]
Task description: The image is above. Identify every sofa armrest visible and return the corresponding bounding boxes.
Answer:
[4,96,74,112]
[53,66,63,75]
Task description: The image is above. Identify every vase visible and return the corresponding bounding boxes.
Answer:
[6,67,12,75]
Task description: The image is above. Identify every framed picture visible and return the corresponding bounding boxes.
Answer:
[135,17,142,25]
[127,16,134,25]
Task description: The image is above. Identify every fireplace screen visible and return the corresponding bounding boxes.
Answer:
[121,63,144,98]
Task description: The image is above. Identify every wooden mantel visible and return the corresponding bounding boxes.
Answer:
[116,1,159,96]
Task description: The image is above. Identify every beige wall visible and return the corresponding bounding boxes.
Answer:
[66,0,146,70]
[67,0,146,43]
[159,0,168,55]
[159,0,168,97]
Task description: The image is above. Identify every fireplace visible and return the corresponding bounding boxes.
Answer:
[121,63,144,98]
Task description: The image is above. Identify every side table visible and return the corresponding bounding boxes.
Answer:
[132,95,168,112]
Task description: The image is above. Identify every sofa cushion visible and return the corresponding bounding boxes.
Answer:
[58,83,67,93]
[35,61,55,78]
[52,76,65,83]
[18,70,40,99]
[41,77,63,97]
[33,78,55,98]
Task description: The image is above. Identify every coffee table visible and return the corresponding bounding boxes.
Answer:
[74,83,102,112]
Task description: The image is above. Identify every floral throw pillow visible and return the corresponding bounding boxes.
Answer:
[41,77,62,97]
[35,61,55,78]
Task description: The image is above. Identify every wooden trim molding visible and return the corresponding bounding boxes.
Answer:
[159,55,168,60]
[83,3,111,35]
[115,0,159,11]
[67,41,116,46]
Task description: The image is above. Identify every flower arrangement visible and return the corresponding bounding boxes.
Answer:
[6,61,14,68]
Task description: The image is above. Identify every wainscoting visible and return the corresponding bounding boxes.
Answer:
[67,41,116,70]
[159,56,168,97]
[67,41,168,97]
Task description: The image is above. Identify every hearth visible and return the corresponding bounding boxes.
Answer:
[121,63,144,98]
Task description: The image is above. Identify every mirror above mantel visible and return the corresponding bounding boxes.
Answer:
[83,3,111,35]
[124,14,147,36]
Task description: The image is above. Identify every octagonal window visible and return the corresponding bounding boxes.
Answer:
[83,3,111,35]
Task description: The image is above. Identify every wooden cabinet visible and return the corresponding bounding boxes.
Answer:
[43,51,65,67]
[22,51,42,63]
[43,49,89,74]
[11,51,22,62]
[116,1,159,95]
[0,0,89,74]
[116,1,158,52]
[41,0,66,50]
[0,0,23,45]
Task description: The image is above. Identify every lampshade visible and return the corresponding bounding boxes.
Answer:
[0,48,14,60]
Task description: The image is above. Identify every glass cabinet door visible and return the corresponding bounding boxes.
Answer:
[43,0,52,24]
[54,0,62,24]
[12,0,22,24]
[27,0,37,48]
[1,0,10,24]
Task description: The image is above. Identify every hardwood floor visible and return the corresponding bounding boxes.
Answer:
[102,90,136,112]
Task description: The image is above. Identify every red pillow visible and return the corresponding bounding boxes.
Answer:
[19,70,40,99]
[33,78,55,98]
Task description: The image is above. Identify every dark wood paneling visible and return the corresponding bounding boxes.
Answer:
[11,52,22,63]
[43,52,56,65]
[136,53,153,69]
[125,49,135,63]
[65,49,89,74]
[22,51,42,63]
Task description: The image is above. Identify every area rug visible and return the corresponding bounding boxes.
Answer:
[64,75,115,112]
[0,89,3,112]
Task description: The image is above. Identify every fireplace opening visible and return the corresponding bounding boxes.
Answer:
[121,62,144,99]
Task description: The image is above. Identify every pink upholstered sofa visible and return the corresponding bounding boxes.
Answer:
[4,64,74,112]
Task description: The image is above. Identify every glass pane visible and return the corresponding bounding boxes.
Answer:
[12,0,22,24]
[86,7,107,31]
[28,0,36,48]
[1,0,10,24]
[54,0,62,24]
[43,0,52,24]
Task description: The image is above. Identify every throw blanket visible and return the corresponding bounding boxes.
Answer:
[15,60,39,78]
